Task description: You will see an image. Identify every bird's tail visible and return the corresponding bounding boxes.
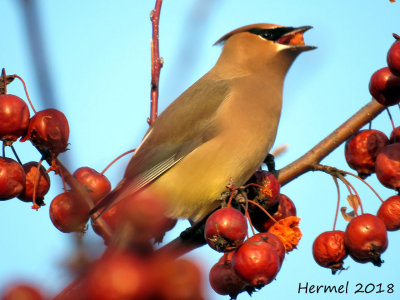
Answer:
[89,179,127,218]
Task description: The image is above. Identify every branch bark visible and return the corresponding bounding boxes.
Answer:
[277,99,386,185]
[149,0,163,125]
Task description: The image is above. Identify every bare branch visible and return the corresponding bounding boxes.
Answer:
[277,99,386,185]
[148,0,164,125]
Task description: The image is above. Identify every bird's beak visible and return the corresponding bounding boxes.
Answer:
[277,26,316,51]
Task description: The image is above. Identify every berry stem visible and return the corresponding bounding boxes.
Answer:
[11,74,37,114]
[338,174,364,215]
[1,69,7,94]
[148,0,163,125]
[10,145,22,165]
[100,148,136,175]
[226,189,237,207]
[386,108,395,131]
[31,159,43,210]
[332,176,341,231]
[241,204,255,236]
[342,170,385,203]
[247,199,278,223]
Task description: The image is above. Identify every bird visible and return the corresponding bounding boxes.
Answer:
[92,23,315,222]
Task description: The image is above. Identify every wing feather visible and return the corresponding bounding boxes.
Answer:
[91,75,230,214]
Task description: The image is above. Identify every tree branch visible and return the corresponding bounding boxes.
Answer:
[277,99,385,185]
[148,0,163,125]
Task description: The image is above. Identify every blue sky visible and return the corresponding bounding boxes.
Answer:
[1,1,400,299]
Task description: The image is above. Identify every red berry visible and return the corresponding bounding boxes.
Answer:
[152,258,204,300]
[251,193,296,232]
[377,195,400,231]
[1,283,44,300]
[247,232,285,264]
[91,202,120,244]
[387,33,400,76]
[17,162,50,203]
[247,170,280,209]
[0,94,30,144]
[369,67,400,106]
[49,192,90,233]
[86,252,151,300]
[389,126,400,143]
[73,167,111,203]
[0,157,25,200]
[232,240,281,288]
[345,130,388,178]
[344,214,388,266]
[375,143,400,191]
[209,253,248,298]
[312,230,347,274]
[121,192,171,236]
[204,207,248,252]
[21,108,69,156]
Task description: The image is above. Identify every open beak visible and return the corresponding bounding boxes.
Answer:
[277,26,316,51]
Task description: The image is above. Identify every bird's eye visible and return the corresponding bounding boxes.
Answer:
[261,32,273,40]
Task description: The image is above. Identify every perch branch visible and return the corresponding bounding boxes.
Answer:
[148,0,163,125]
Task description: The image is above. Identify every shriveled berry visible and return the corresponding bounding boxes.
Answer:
[344,214,388,266]
[0,94,30,144]
[21,108,69,156]
[0,157,25,200]
[312,230,347,274]
[205,207,247,252]
[375,143,400,191]
[377,195,400,231]
[17,162,50,203]
[246,170,280,209]
[369,67,400,106]
[345,130,388,178]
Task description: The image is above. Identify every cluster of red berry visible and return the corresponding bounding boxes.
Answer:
[0,71,68,209]
[312,33,400,274]
[3,188,204,300]
[0,70,123,239]
[203,171,299,299]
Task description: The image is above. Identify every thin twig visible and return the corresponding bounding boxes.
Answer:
[386,107,395,131]
[148,0,163,125]
[12,74,37,113]
[10,145,22,164]
[101,149,136,175]
[332,176,341,231]
[342,170,385,203]
[1,69,7,94]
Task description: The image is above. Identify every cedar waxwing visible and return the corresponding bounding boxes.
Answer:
[93,23,315,221]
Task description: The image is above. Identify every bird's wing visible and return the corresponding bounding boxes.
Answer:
[91,75,230,213]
